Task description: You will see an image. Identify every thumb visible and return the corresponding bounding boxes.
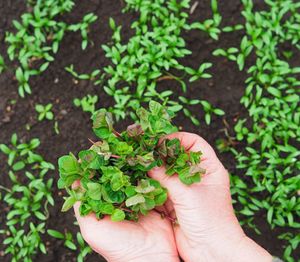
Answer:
[148,132,229,214]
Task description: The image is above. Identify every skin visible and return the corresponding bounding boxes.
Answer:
[74,132,273,262]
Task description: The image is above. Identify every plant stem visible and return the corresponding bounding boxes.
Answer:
[0,185,12,193]
[154,208,177,223]
[113,129,121,138]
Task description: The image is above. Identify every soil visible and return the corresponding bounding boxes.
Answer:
[0,0,298,261]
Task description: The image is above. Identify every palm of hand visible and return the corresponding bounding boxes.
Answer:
[149,133,244,261]
[74,203,178,262]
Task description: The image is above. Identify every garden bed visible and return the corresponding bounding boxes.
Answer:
[0,0,299,261]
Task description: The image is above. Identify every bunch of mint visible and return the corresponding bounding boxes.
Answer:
[58,101,204,221]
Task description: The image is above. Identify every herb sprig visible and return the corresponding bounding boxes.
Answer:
[58,101,205,221]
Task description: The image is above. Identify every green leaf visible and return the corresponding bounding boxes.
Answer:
[214,108,225,116]
[35,211,47,220]
[149,100,163,115]
[12,161,25,171]
[0,144,11,154]
[109,17,116,30]
[58,154,79,175]
[65,240,77,250]
[35,104,44,113]
[87,183,102,200]
[100,203,114,214]
[267,87,281,97]
[111,209,125,222]
[47,229,65,239]
[126,194,145,207]
[62,196,77,212]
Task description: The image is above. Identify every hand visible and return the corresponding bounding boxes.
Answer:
[149,132,272,262]
[74,203,179,262]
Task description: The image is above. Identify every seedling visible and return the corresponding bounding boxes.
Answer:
[185,63,213,82]
[71,0,223,127]
[278,233,300,262]
[73,95,98,114]
[54,121,60,135]
[5,0,97,97]
[67,13,98,50]
[35,103,54,121]
[179,96,224,125]
[58,102,205,221]
[213,47,239,62]
[65,64,104,84]
[0,54,6,73]
[0,134,55,261]
[47,229,92,261]
[189,0,222,40]
[76,232,93,262]
[47,229,77,250]
[0,133,40,169]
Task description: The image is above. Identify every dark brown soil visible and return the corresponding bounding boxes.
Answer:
[0,0,297,261]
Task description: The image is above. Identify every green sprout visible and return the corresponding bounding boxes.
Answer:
[35,103,54,121]
[5,0,97,97]
[0,54,6,73]
[67,0,223,127]
[189,0,222,40]
[68,13,98,50]
[0,134,55,261]
[47,229,92,261]
[73,95,98,114]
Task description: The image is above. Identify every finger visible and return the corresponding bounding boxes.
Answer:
[164,199,176,220]
[160,132,228,185]
[74,201,108,235]
[73,202,138,252]
[161,132,217,160]
[72,180,80,189]
[149,132,229,209]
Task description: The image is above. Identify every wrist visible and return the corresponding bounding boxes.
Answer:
[230,236,272,262]
[110,254,179,262]
[180,217,271,262]
[186,234,272,262]
[131,254,179,262]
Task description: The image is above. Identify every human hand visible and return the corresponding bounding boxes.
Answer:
[74,198,179,262]
[149,132,272,262]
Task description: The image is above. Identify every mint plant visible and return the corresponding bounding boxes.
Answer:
[58,102,205,221]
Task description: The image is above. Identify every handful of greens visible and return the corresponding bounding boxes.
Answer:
[58,101,204,221]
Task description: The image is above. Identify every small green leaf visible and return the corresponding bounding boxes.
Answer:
[62,196,77,212]
[47,229,65,239]
[125,194,145,207]
[12,161,25,171]
[111,209,125,222]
